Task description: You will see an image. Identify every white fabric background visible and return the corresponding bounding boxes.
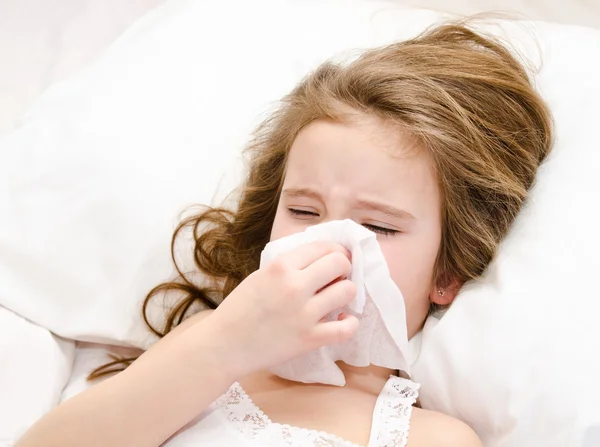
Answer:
[0,306,74,445]
[1,0,600,136]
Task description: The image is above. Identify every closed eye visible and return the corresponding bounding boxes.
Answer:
[288,208,318,217]
[363,224,399,236]
[288,209,399,236]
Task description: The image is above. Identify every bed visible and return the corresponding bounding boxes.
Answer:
[1,1,600,446]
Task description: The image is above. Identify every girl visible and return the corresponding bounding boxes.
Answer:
[17,21,552,447]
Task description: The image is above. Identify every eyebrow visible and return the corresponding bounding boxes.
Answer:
[281,188,416,220]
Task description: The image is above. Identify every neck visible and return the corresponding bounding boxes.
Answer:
[337,362,396,393]
[256,362,397,395]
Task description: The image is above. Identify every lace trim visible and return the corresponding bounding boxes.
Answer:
[213,376,419,447]
[369,376,420,447]
[213,383,272,439]
[214,382,362,446]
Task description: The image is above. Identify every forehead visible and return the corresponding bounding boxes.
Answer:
[284,118,439,208]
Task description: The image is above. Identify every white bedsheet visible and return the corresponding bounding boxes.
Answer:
[0,319,139,446]
[0,306,74,446]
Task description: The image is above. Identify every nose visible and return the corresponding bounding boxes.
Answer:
[319,204,353,225]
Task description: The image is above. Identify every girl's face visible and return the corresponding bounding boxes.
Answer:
[270,117,453,338]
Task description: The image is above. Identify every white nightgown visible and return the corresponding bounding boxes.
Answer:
[163,375,420,447]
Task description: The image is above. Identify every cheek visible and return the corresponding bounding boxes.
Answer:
[269,204,308,242]
[269,206,287,242]
[382,241,434,300]
[380,233,440,336]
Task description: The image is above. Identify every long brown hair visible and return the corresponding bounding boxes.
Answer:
[89,21,553,380]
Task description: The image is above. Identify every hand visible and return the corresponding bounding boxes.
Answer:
[203,241,359,378]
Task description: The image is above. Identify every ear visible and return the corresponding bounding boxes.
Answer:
[429,277,462,306]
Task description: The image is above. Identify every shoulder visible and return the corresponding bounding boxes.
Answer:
[407,407,482,447]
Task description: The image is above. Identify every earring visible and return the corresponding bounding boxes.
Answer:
[437,289,445,297]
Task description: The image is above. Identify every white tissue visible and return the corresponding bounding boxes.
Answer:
[260,219,410,386]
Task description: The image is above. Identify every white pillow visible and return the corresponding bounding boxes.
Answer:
[0,306,75,445]
[1,1,599,446]
[0,0,437,348]
[0,0,164,135]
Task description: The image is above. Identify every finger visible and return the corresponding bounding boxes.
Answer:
[302,251,352,293]
[319,311,354,323]
[307,279,356,319]
[278,241,350,270]
[310,313,360,347]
